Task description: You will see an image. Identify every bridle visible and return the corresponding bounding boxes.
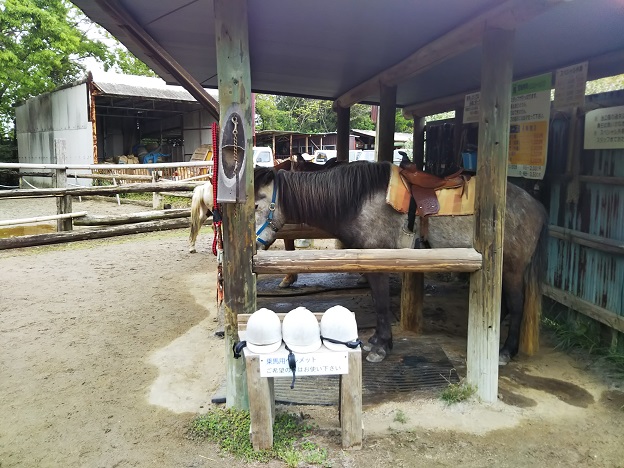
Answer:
[255,180,279,246]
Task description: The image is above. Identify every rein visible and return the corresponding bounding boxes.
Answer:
[255,179,279,245]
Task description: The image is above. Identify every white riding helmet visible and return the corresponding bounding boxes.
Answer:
[282,307,321,353]
[320,305,360,351]
[245,308,283,354]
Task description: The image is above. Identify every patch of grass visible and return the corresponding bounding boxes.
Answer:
[440,381,476,405]
[188,408,330,466]
[543,317,624,374]
[393,409,408,424]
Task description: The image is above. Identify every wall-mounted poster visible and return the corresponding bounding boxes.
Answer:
[584,105,624,149]
[554,62,588,110]
[508,73,552,179]
[461,73,552,179]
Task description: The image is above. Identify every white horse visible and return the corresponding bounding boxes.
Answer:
[189,182,214,253]
[187,178,298,287]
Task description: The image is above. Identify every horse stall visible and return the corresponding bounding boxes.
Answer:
[14,70,218,189]
[57,0,624,454]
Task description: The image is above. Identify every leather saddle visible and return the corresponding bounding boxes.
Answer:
[399,161,470,217]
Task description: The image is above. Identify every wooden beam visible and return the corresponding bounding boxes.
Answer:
[543,285,624,334]
[0,212,87,227]
[274,224,333,240]
[0,182,201,199]
[548,225,624,256]
[336,106,350,162]
[334,0,562,109]
[0,218,189,250]
[74,209,193,226]
[403,48,624,118]
[215,0,253,411]
[377,85,396,163]
[466,28,514,403]
[253,248,482,274]
[94,0,219,118]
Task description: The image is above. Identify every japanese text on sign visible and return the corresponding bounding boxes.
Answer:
[584,106,624,149]
[259,351,349,377]
[554,62,587,110]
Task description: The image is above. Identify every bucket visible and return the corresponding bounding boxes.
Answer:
[462,151,477,171]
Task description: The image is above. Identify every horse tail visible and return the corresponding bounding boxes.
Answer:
[189,186,202,244]
[519,218,548,356]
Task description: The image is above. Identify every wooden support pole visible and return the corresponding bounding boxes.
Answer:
[254,248,482,274]
[215,0,254,410]
[377,84,397,163]
[336,106,350,162]
[53,140,72,232]
[245,355,274,450]
[340,350,363,450]
[466,28,514,403]
[400,114,427,333]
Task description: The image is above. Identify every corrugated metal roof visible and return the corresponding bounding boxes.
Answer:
[90,70,219,102]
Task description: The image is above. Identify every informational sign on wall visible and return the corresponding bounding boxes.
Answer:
[584,105,624,149]
[463,92,480,124]
[553,62,588,111]
[508,73,552,179]
[462,74,552,179]
[259,350,349,377]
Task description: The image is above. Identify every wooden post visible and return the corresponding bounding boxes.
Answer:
[152,172,163,209]
[215,0,254,410]
[245,355,274,450]
[336,106,350,162]
[339,350,363,449]
[53,139,72,232]
[377,84,397,163]
[401,115,427,333]
[466,28,514,403]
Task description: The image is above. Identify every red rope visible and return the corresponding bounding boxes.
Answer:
[211,122,222,257]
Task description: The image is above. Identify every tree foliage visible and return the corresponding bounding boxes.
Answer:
[254,95,411,134]
[0,0,154,140]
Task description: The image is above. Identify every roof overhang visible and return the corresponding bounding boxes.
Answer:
[72,0,624,116]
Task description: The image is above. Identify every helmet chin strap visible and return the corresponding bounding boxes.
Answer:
[284,344,297,389]
[321,336,362,349]
[256,181,279,246]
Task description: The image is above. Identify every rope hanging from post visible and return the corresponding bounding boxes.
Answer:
[211,122,224,306]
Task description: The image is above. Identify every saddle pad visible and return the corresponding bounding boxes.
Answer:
[386,164,411,213]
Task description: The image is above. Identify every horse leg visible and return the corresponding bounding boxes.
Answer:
[189,189,202,253]
[500,273,524,365]
[362,272,393,363]
[279,239,298,288]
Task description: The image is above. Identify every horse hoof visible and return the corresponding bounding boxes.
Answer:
[362,342,373,352]
[366,346,387,363]
[498,352,511,366]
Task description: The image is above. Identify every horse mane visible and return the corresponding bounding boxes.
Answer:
[275,161,392,225]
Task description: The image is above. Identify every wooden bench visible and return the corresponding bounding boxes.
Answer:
[238,313,363,450]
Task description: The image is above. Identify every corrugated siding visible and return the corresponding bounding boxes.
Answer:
[547,118,624,317]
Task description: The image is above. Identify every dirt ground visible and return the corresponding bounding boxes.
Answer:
[1,198,623,468]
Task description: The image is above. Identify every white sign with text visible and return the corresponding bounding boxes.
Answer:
[259,350,349,377]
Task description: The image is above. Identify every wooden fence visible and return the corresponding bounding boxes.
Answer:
[0,161,213,250]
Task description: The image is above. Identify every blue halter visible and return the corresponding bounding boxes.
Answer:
[255,181,279,246]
